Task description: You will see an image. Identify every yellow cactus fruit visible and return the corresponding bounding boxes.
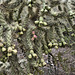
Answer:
[41,58,44,62]
[39,63,42,67]
[0,42,3,47]
[44,9,48,12]
[7,53,12,57]
[35,21,39,24]
[18,26,22,31]
[61,38,64,42]
[52,12,57,16]
[43,22,47,25]
[39,21,43,24]
[28,54,32,59]
[59,43,62,46]
[43,62,46,66]
[30,50,34,54]
[12,44,15,49]
[41,9,44,12]
[8,47,12,52]
[19,31,23,35]
[48,42,52,47]
[47,6,51,10]
[71,33,75,36]
[63,42,67,45]
[22,28,26,31]
[5,57,7,60]
[52,40,54,43]
[53,43,56,46]
[12,49,17,54]
[13,44,15,47]
[28,4,32,8]
[34,63,38,67]
[55,46,58,49]
[32,53,37,57]
[2,47,6,52]
[39,17,43,21]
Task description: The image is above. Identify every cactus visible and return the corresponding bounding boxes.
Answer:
[0,0,75,75]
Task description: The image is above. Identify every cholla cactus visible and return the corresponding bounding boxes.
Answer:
[0,0,75,75]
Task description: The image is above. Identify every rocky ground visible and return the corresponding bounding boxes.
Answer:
[17,45,75,75]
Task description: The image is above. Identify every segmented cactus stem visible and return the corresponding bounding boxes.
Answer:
[6,26,12,46]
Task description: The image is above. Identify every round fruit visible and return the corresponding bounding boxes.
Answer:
[28,4,32,8]
[44,9,48,12]
[63,42,67,45]
[43,62,46,66]
[43,22,47,25]
[7,53,12,57]
[19,31,23,35]
[41,58,44,62]
[39,63,42,67]
[30,50,34,54]
[35,21,39,24]
[55,46,58,49]
[41,9,44,12]
[32,53,37,57]
[52,12,57,16]
[39,21,43,24]
[59,43,62,46]
[47,6,51,10]
[61,38,64,42]
[48,42,52,47]
[39,17,43,21]
[2,47,6,52]
[12,49,17,54]
[8,47,12,52]
[0,42,3,47]
[28,54,32,59]
[22,28,26,31]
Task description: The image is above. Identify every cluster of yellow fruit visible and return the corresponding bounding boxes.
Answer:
[28,0,36,8]
[41,4,51,13]
[35,17,47,27]
[28,50,46,67]
[48,39,59,49]
[71,33,75,37]
[14,25,26,37]
[61,38,67,46]
[28,50,37,59]
[48,38,67,50]
[0,38,17,61]
[38,58,46,67]
[69,10,75,16]
[2,45,17,57]
[32,58,46,68]
[43,45,52,55]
